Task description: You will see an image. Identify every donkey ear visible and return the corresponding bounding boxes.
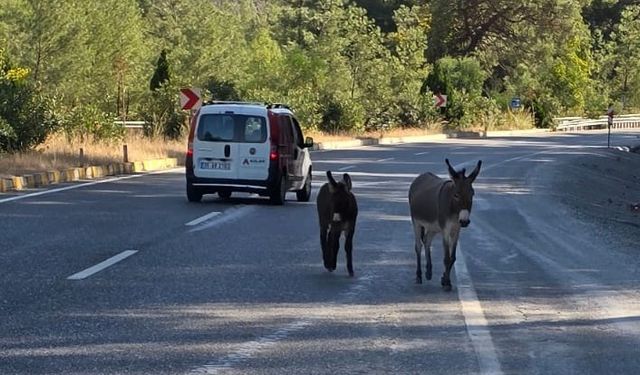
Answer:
[445,159,458,179]
[327,170,338,191]
[468,160,482,182]
[342,173,352,191]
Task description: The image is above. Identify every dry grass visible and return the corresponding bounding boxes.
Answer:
[0,132,186,178]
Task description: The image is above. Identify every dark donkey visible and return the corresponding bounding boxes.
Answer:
[316,171,358,276]
[409,159,482,291]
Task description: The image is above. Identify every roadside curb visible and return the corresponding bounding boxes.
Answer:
[0,158,179,193]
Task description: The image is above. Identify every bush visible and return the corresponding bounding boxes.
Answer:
[59,104,123,142]
[0,65,58,152]
[424,57,487,128]
[141,85,187,139]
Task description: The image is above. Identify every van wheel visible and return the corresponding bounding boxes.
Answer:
[296,171,312,202]
[270,175,286,205]
[218,190,232,199]
[187,184,203,203]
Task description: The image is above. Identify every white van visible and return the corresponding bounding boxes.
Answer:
[185,102,314,205]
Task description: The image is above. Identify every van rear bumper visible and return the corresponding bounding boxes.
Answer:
[186,176,273,194]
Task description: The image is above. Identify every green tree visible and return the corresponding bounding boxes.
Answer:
[0,49,57,152]
[150,49,170,91]
[609,4,640,110]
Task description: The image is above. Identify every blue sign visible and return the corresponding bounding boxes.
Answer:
[510,97,521,109]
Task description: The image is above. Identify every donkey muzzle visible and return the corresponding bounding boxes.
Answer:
[459,209,470,227]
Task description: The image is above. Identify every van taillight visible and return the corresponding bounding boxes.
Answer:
[187,110,198,157]
[270,145,279,160]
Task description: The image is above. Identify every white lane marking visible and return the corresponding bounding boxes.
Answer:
[414,151,429,155]
[0,168,183,204]
[185,211,221,226]
[188,205,256,233]
[376,157,395,162]
[192,274,375,374]
[67,250,138,280]
[338,165,355,171]
[456,246,503,375]
[192,320,312,374]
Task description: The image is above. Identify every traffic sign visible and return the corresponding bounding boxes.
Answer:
[510,97,521,109]
[434,94,447,108]
[180,88,202,110]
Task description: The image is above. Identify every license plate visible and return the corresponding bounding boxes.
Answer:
[200,161,230,170]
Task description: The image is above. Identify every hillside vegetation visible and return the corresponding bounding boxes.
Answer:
[1,0,639,153]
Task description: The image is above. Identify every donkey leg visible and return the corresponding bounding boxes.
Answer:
[345,228,355,277]
[413,223,423,284]
[441,238,453,291]
[320,225,331,270]
[422,231,435,281]
[328,228,341,271]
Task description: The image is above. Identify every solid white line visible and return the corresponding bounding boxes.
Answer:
[0,168,183,204]
[455,244,503,375]
[186,211,221,226]
[376,157,395,162]
[338,165,355,171]
[67,250,138,280]
[414,151,429,155]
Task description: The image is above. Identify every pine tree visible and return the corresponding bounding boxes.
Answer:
[150,49,170,91]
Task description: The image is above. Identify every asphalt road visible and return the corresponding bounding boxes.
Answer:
[1,131,640,374]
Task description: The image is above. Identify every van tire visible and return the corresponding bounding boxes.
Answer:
[187,184,203,203]
[270,175,287,205]
[296,170,312,202]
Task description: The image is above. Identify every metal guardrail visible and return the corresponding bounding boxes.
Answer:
[555,114,640,131]
[114,120,145,129]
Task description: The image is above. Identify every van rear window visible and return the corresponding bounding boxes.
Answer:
[197,114,267,143]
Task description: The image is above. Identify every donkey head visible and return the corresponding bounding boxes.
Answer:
[326,171,353,222]
[445,159,482,227]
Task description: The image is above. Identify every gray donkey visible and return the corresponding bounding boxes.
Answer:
[409,159,482,291]
[316,171,358,276]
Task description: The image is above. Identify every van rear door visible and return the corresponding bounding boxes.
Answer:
[193,112,269,181]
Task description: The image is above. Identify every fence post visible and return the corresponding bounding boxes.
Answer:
[79,148,84,165]
[123,144,128,163]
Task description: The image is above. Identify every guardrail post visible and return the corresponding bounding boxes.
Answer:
[123,144,129,163]
[79,148,84,166]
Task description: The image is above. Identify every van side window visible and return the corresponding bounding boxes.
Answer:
[281,115,294,145]
[292,117,303,148]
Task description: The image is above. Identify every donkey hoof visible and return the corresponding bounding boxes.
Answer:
[416,276,423,284]
[348,271,354,277]
[440,276,449,287]
[442,284,452,292]
[426,270,432,281]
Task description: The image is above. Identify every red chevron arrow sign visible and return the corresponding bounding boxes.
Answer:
[434,93,447,108]
[180,88,202,110]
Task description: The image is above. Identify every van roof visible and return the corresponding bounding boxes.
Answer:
[199,101,294,116]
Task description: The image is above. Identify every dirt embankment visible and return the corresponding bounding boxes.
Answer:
[547,148,640,251]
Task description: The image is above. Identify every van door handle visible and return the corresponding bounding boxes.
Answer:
[224,145,230,158]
